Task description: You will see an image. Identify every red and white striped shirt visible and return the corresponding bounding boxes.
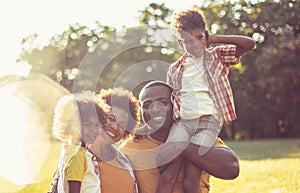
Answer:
[167,44,239,123]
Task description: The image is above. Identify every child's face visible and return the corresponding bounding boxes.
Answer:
[81,115,103,144]
[178,28,207,58]
[103,106,128,143]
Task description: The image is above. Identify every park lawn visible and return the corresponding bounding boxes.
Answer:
[210,139,300,193]
[210,158,300,193]
[11,139,300,193]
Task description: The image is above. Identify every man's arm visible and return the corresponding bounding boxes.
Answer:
[182,138,240,180]
[208,34,256,57]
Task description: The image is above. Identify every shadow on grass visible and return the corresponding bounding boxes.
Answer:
[224,139,300,160]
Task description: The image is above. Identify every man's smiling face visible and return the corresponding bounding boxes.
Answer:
[140,85,173,133]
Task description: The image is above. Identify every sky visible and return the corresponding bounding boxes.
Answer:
[0,0,200,77]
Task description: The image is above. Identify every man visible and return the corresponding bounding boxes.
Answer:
[120,81,239,193]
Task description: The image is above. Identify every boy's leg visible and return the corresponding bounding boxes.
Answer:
[183,161,202,193]
[156,120,192,167]
[156,155,184,193]
[190,115,222,156]
[156,119,196,193]
[182,115,239,180]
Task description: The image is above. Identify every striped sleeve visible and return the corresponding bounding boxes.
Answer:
[217,45,240,67]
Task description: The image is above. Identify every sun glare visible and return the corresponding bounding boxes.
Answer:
[0,85,50,192]
[0,62,32,77]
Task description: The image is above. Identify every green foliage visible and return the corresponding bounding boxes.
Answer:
[18,23,117,91]
[199,0,300,139]
[138,2,174,30]
[17,1,300,138]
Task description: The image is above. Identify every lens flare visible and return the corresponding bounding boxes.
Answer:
[0,87,49,192]
[0,73,70,192]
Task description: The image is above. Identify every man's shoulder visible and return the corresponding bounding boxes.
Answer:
[214,137,229,148]
[121,135,161,150]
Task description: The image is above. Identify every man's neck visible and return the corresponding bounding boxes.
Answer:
[149,127,170,142]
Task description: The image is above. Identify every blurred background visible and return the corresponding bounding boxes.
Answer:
[0,0,299,192]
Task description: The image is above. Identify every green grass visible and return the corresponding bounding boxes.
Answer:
[210,139,300,193]
[22,142,62,193]
[3,139,300,193]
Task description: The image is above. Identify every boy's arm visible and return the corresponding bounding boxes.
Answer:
[207,34,256,57]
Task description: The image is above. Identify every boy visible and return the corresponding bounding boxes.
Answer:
[156,8,255,193]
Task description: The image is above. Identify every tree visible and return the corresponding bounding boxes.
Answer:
[18,23,117,91]
[17,1,300,139]
[199,0,300,138]
[19,3,179,94]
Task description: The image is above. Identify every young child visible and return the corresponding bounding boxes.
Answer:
[48,88,140,193]
[52,91,108,193]
[156,8,255,192]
